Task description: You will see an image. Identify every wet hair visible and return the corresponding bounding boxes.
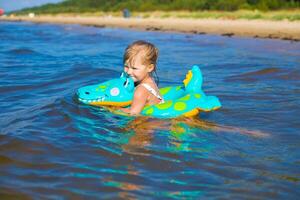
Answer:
[123,40,159,85]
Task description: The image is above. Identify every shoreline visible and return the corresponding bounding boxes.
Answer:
[1,15,300,41]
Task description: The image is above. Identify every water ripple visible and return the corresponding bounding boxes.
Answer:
[7,48,38,55]
[226,67,300,82]
[0,21,299,199]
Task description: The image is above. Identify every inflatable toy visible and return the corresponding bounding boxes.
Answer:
[77,65,221,118]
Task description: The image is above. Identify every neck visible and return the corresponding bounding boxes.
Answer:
[141,75,153,84]
[136,75,153,86]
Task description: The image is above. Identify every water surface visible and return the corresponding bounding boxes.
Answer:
[0,21,300,199]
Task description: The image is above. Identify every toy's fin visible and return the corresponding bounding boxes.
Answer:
[183,65,203,93]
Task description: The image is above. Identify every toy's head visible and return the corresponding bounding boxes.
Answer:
[77,72,134,107]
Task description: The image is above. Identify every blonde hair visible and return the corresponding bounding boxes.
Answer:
[123,40,159,72]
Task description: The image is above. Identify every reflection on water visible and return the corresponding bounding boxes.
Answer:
[120,116,268,156]
[0,21,299,199]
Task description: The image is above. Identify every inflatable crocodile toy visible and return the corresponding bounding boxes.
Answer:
[77,65,221,118]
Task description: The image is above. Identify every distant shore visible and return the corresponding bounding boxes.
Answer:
[1,15,300,41]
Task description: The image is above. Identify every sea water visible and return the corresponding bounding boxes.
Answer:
[0,21,299,199]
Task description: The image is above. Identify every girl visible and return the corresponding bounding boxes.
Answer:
[119,40,164,115]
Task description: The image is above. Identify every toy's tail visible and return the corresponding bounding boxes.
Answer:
[183,65,222,112]
[183,65,203,93]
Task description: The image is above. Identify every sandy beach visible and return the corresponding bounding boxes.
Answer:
[2,15,300,41]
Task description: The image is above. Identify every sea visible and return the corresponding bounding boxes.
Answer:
[0,21,299,199]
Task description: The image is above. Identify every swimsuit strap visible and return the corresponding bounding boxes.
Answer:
[141,83,164,103]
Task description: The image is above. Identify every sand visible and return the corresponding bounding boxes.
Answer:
[1,15,300,41]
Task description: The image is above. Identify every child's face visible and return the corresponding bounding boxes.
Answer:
[124,53,153,83]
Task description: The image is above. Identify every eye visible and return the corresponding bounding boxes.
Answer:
[110,87,120,96]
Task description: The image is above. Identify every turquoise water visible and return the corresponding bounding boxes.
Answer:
[0,21,300,199]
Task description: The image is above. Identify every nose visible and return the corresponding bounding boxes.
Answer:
[127,67,133,75]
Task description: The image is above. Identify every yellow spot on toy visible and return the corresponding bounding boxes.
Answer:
[179,94,190,101]
[194,94,201,99]
[175,86,181,91]
[174,102,187,111]
[96,85,107,91]
[160,87,171,95]
[155,101,173,110]
[145,107,154,115]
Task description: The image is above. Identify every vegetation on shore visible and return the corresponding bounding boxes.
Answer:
[14,0,300,21]
[132,10,300,21]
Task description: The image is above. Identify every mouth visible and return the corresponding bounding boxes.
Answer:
[78,96,106,104]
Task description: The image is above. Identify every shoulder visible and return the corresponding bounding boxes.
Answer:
[134,84,150,98]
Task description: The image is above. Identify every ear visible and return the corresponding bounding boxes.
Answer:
[120,71,128,81]
[147,64,155,73]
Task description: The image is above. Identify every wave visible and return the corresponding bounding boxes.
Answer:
[7,48,38,55]
[226,67,300,82]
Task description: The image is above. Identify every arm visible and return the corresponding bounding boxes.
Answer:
[119,86,149,116]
